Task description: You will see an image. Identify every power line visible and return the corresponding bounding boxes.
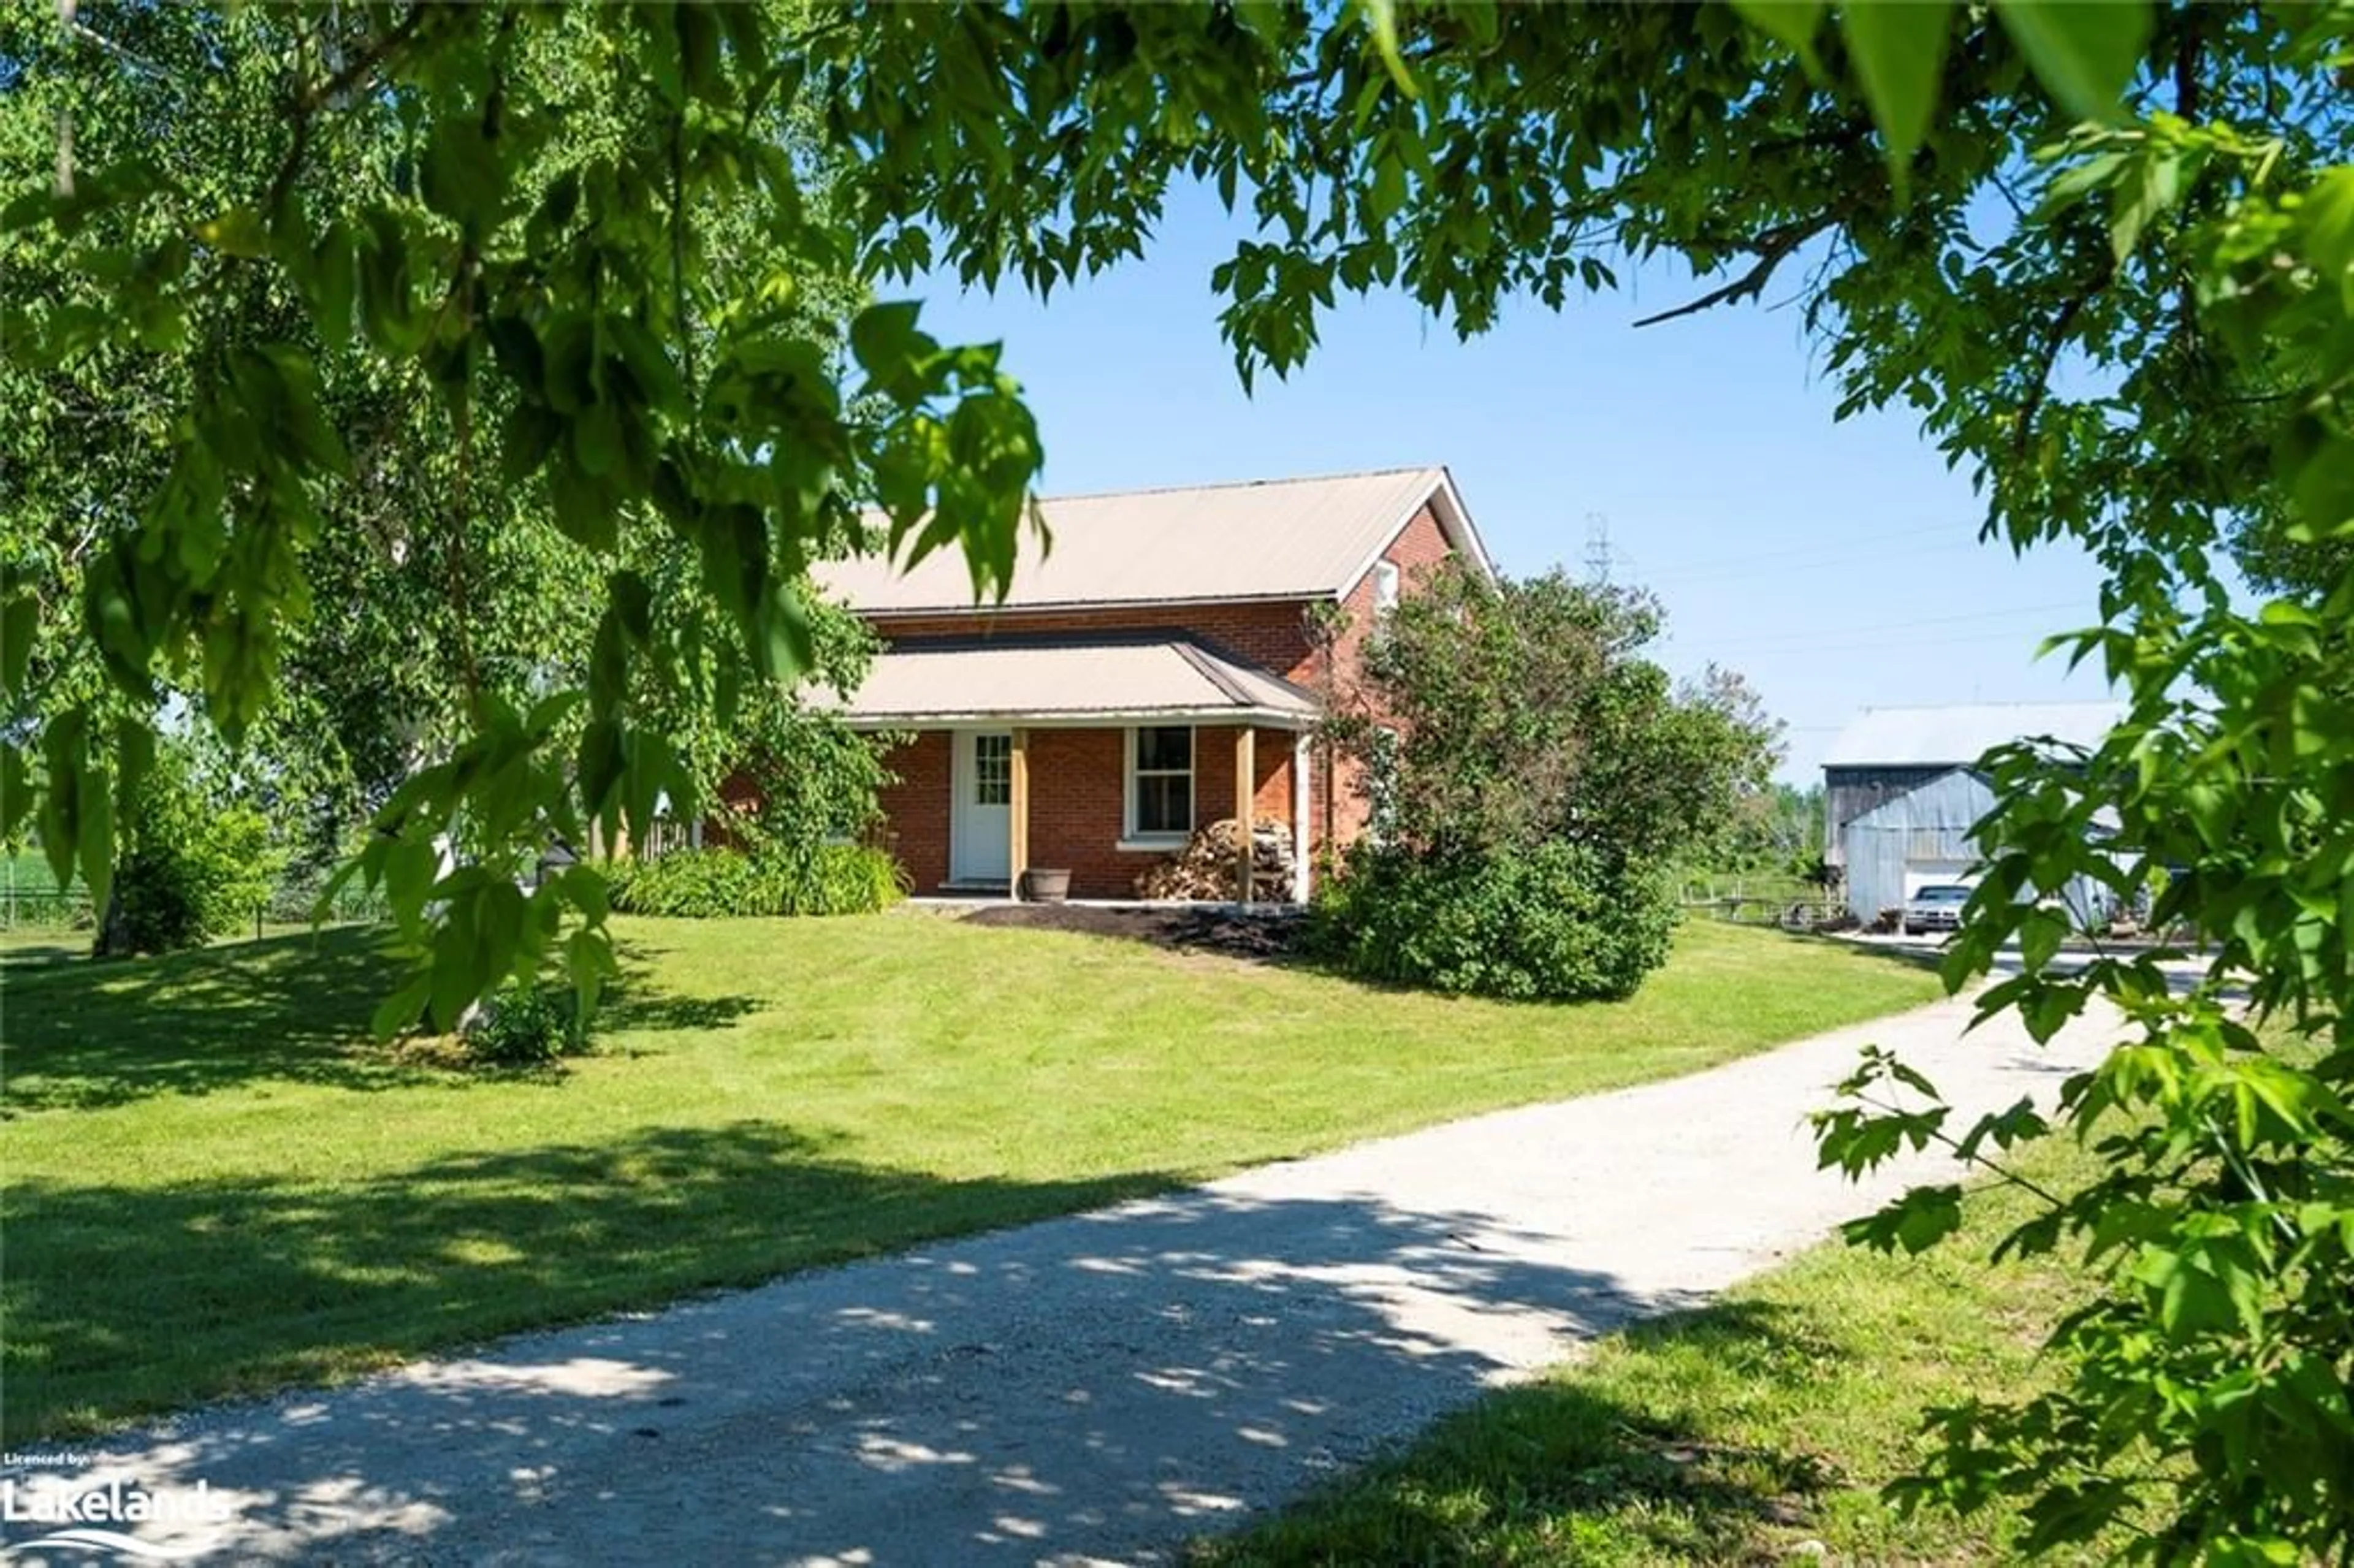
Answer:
[1647,539,1987,590]
[1680,598,2089,652]
[1679,623,2095,660]
[1634,521,1973,583]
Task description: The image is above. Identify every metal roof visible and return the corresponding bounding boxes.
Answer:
[813,466,1484,614]
[1823,702,2123,768]
[833,633,1320,729]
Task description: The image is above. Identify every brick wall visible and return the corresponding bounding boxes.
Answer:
[697,769,766,850]
[876,723,1299,898]
[1026,726,1127,895]
[875,731,951,892]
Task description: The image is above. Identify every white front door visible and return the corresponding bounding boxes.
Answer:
[951,731,1013,883]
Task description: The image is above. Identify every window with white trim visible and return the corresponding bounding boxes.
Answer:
[1373,558,1402,616]
[1127,726,1194,839]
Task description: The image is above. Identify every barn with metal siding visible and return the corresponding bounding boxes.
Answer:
[1840,767,1996,922]
[1823,702,2123,923]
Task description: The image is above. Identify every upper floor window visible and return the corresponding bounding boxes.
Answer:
[1127,726,1194,840]
[1373,559,1402,616]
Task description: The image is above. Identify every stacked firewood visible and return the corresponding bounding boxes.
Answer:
[1133,818,1296,900]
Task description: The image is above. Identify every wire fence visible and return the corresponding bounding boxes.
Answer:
[0,883,394,937]
[1682,893,1847,930]
[0,888,91,931]
[1677,872,1846,931]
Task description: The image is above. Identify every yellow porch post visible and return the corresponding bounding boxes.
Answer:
[1009,727,1031,899]
[1233,725,1255,903]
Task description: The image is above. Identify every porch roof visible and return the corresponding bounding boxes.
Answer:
[835,633,1320,729]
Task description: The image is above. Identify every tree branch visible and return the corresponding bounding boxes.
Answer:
[1853,1092,2070,1211]
[64,17,169,80]
[2174,11,2203,121]
[302,4,427,114]
[1632,215,1832,328]
[265,6,428,221]
[2013,259,2115,460]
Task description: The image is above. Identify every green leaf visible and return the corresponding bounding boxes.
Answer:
[1842,1183,1965,1254]
[371,970,434,1042]
[2039,150,2128,218]
[1367,146,1407,224]
[1730,0,1826,62]
[547,452,619,550]
[850,300,930,391]
[567,926,612,1021]
[558,864,610,926]
[421,113,504,231]
[0,739,31,846]
[1839,1,1953,186]
[500,398,563,482]
[2110,147,2182,264]
[77,748,113,915]
[2019,905,2070,972]
[1994,0,2150,124]
[192,206,269,258]
[577,718,625,820]
[2138,1244,2239,1339]
[260,344,351,478]
[0,595,35,698]
[2302,167,2354,314]
[311,220,359,346]
[1356,0,1420,99]
[38,709,86,892]
[114,718,154,828]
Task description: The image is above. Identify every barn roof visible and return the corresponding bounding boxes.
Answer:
[812,466,1488,614]
[1823,702,2122,768]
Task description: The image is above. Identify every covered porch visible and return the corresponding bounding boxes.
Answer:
[838,633,1322,902]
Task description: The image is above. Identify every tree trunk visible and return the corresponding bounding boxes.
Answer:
[90,877,134,959]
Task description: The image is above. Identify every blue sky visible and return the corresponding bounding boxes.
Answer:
[912,184,2117,783]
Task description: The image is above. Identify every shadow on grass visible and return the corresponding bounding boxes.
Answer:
[4,1117,1181,1444]
[954,903,1314,969]
[0,932,91,970]
[1206,1300,1843,1566]
[1,926,767,1114]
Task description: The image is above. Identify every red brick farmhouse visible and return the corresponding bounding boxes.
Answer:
[808,466,1492,901]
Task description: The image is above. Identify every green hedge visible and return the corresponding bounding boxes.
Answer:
[106,755,283,954]
[1309,841,1678,1002]
[606,845,905,919]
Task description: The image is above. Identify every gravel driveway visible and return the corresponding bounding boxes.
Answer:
[7,987,2119,1566]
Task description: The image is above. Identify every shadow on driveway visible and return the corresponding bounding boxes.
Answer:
[13,1173,1746,1565]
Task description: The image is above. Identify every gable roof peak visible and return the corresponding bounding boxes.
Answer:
[815,464,1487,615]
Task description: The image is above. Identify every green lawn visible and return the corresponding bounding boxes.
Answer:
[1,911,1938,1442]
[1200,1138,2105,1567]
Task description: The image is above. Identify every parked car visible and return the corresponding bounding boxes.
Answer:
[1902,883,1973,935]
